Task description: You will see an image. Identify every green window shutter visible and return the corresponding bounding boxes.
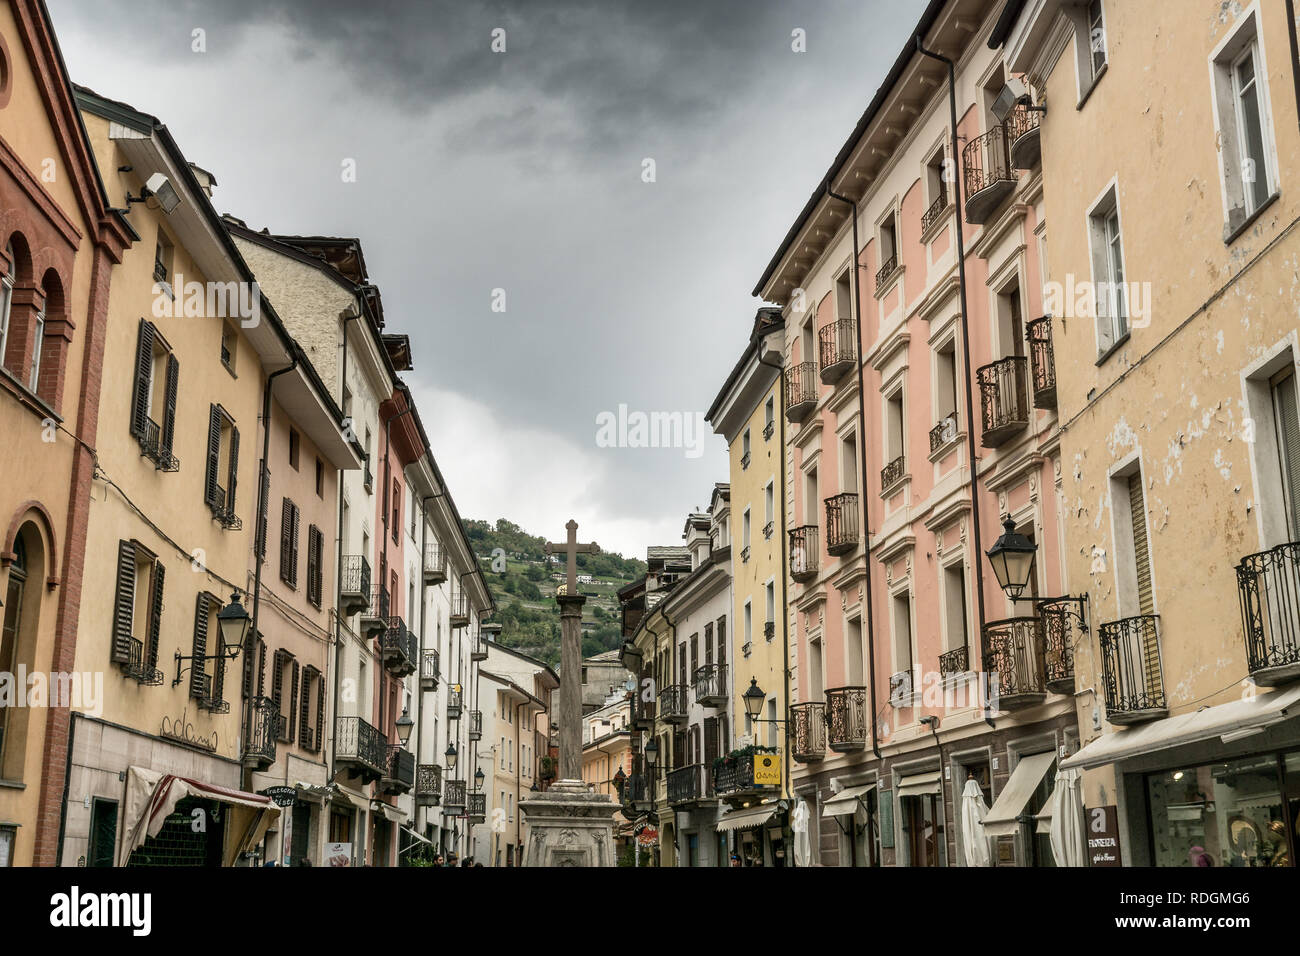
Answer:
[1128,473,1154,616]
[146,560,165,668]
[279,498,292,584]
[159,353,179,460]
[287,660,300,744]
[130,319,154,440]
[226,425,240,513]
[879,788,895,849]
[189,593,210,699]
[204,406,221,509]
[110,540,137,664]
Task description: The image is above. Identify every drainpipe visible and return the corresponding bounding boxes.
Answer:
[825,186,883,760]
[922,715,948,865]
[916,39,994,728]
[756,347,797,793]
[244,353,299,796]
[1288,0,1300,136]
[380,403,415,759]
[414,491,441,835]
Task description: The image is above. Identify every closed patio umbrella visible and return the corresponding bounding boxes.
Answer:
[792,799,811,867]
[1049,767,1086,867]
[960,777,993,867]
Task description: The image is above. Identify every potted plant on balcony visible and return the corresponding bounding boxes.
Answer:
[538,755,556,780]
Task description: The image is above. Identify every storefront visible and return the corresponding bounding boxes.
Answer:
[716,800,786,866]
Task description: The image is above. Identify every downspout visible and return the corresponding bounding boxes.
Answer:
[331,306,363,785]
[54,711,77,866]
[244,353,299,795]
[916,39,994,728]
[756,348,797,791]
[415,491,438,836]
[380,403,415,756]
[825,187,882,760]
[1288,0,1300,136]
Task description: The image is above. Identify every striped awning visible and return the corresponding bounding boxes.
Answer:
[821,784,875,817]
[716,803,779,832]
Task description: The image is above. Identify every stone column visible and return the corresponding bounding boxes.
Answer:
[557,593,585,783]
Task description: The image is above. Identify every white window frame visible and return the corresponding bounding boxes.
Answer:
[1067,0,1108,104]
[28,306,44,393]
[1107,451,1156,619]
[1242,336,1300,548]
[0,245,14,368]
[1086,178,1128,358]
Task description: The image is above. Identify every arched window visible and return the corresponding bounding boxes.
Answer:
[0,534,28,776]
[28,278,45,393]
[0,244,13,368]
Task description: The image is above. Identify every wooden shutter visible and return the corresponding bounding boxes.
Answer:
[226,425,240,512]
[130,319,154,440]
[211,639,226,706]
[257,638,266,697]
[690,634,698,676]
[705,623,713,665]
[308,525,323,608]
[256,465,269,559]
[315,668,326,753]
[204,405,221,508]
[288,660,300,744]
[242,633,256,698]
[704,716,719,766]
[290,504,301,586]
[299,667,314,747]
[1128,473,1154,615]
[717,617,726,664]
[280,498,293,584]
[110,540,137,664]
[159,353,179,459]
[271,649,286,736]
[678,645,686,687]
[190,593,210,699]
[1272,371,1300,537]
[146,560,165,668]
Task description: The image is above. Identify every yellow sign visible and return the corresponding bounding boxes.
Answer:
[753,754,781,786]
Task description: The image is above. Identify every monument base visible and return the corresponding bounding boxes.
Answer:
[519,779,619,867]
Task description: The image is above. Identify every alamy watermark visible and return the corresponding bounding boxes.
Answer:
[596,404,708,459]
[152,273,260,327]
[0,667,103,717]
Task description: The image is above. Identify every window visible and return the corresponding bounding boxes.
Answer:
[204,404,240,523]
[1270,366,1300,537]
[299,665,324,751]
[392,479,400,541]
[306,524,324,608]
[315,458,324,498]
[841,433,858,494]
[289,428,300,471]
[764,396,775,436]
[808,636,824,701]
[270,649,299,742]
[934,339,958,437]
[0,245,13,374]
[1068,0,1108,99]
[742,508,751,557]
[188,592,227,709]
[765,581,776,638]
[1211,9,1278,236]
[280,498,301,588]
[885,388,905,467]
[129,319,180,468]
[1086,0,1106,79]
[925,145,949,215]
[995,278,1025,358]
[942,561,968,655]
[1088,185,1128,356]
[220,322,236,374]
[879,212,899,274]
[891,589,914,701]
[108,539,165,681]
[1109,462,1155,617]
[153,232,173,286]
[0,535,29,777]
[27,301,43,394]
[764,480,775,537]
[846,614,864,685]
[743,600,752,652]
[804,466,819,525]
[742,428,751,468]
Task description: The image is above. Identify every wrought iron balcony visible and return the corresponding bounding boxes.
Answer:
[1006,101,1042,170]
[630,679,656,729]
[667,764,703,806]
[211,484,241,530]
[881,454,906,491]
[938,646,969,679]
[741,545,750,563]
[139,418,179,472]
[763,419,775,441]
[380,744,415,796]
[741,450,751,470]
[693,663,726,707]
[789,525,819,583]
[785,361,819,423]
[713,750,780,797]
[467,792,486,823]
[381,616,417,677]
[1026,317,1056,409]
[962,124,1015,225]
[818,317,857,385]
[241,696,278,771]
[339,554,371,616]
[764,620,775,641]
[468,709,483,741]
[825,492,860,556]
[1099,615,1167,724]
[421,649,440,690]
[888,671,912,705]
[875,253,900,290]
[423,543,447,584]
[359,586,390,639]
[1237,542,1300,685]
[977,355,1030,447]
[443,778,466,814]
[658,683,688,725]
[921,185,949,234]
[471,629,488,662]
[447,687,463,720]
[982,616,1047,710]
[622,773,647,806]
[336,715,389,783]
[450,592,470,628]
[1040,599,1078,694]
[825,686,868,752]
[930,413,958,454]
[123,637,163,686]
[416,763,443,806]
[791,701,826,762]
[363,455,373,494]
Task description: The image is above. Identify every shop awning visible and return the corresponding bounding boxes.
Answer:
[821,784,875,817]
[378,804,405,824]
[333,787,369,811]
[896,771,942,799]
[983,751,1056,837]
[716,803,779,832]
[1061,684,1300,771]
[400,825,434,847]
[119,766,280,867]
[1034,794,1053,835]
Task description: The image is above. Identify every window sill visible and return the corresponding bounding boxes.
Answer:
[920,205,954,246]
[0,778,26,791]
[1095,331,1131,368]
[1076,61,1107,111]
[1223,190,1281,246]
[222,358,237,380]
[0,367,62,424]
[873,264,905,301]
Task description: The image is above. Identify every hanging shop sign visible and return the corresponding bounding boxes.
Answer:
[1086,805,1123,867]
[753,754,781,786]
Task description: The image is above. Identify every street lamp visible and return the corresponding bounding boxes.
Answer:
[985,515,1037,602]
[445,742,458,772]
[216,591,251,657]
[643,737,658,770]
[743,679,766,723]
[395,706,414,746]
[474,766,485,790]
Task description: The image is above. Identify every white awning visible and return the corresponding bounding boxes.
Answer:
[821,784,875,817]
[1061,684,1300,771]
[896,771,942,799]
[1034,794,1053,835]
[716,804,779,832]
[378,803,405,824]
[984,751,1056,837]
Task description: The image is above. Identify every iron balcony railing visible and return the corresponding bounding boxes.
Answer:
[124,637,163,685]
[825,686,868,752]
[468,709,483,741]
[450,592,470,628]
[692,663,726,706]
[339,554,371,612]
[889,671,912,704]
[791,701,826,762]
[667,764,703,805]
[818,317,857,384]
[335,715,388,780]
[983,617,1047,709]
[1026,317,1056,409]
[211,483,241,530]
[763,419,775,441]
[921,185,949,234]
[423,543,447,584]
[359,586,389,638]
[241,695,278,770]
[785,361,819,422]
[421,649,440,690]
[623,773,646,806]
[881,454,906,491]
[1039,599,1078,694]
[467,792,486,822]
[658,683,688,724]
[713,751,780,797]
[416,764,443,805]
[875,253,899,289]
[938,646,969,679]
[381,617,417,677]
[1099,615,1167,724]
[443,778,467,813]
[363,455,373,493]
[825,493,860,556]
[764,621,775,641]
[471,629,488,662]
[962,124,1015,224]
[789,525,819,583]
[382,744,415,795]
[1237,542,1300,685]
[977,355,1030,447]
[741,450,751,470]
[1006,101,1042,169]
[447,687,463,720]
[930,413,958,454]
[139,418,179,472]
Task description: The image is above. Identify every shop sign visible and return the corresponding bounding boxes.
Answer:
[1086,805,1123,867]
[753,754,781,786]
[262,786,298,807]
[324,842,352,867]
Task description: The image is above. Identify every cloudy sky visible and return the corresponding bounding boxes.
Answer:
[48,0,926,558]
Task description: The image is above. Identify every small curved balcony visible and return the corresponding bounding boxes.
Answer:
[693,663,727,707]
[1099,614,1167,725]
[962,125,1015,225]
[791,701,826,762]
[824,493,860,556]
[1007,102,1042,170]
[785,361,819,423]
[658,683,688,725]
[825,686,868,752]
[977,356,1030,448]
[1237,542,1300,686]
[789,525,819,583]
[819,318,857,385]
[982,617,1047,711]
[1027,317,1056,410]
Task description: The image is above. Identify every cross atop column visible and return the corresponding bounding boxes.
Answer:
[546,519,599,597]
